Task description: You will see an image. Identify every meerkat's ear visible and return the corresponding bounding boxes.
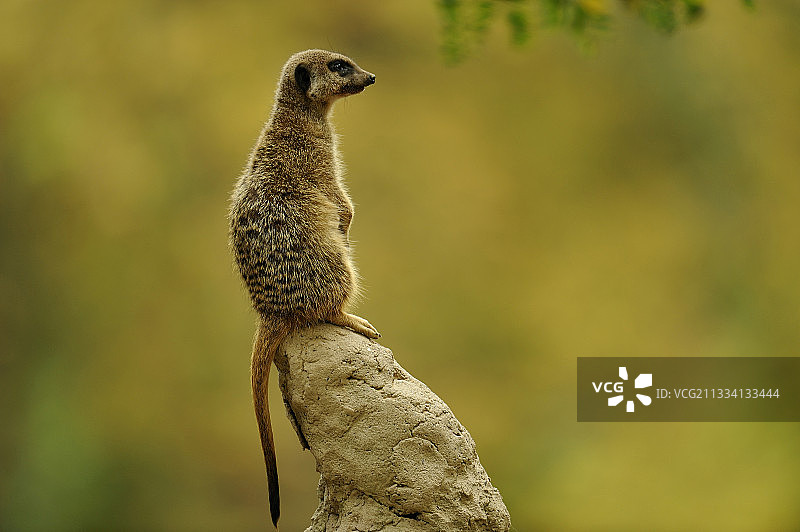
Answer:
[294,65,311,94]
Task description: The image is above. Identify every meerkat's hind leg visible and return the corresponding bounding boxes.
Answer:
[328,311,381,339]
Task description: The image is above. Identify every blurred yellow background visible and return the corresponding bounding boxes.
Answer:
[1,1,799,530]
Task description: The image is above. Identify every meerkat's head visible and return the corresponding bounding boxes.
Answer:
[279,49,375,111]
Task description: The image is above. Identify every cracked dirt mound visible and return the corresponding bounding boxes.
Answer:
[274,324,510,532]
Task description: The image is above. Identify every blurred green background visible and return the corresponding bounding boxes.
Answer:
[2,1,799,530]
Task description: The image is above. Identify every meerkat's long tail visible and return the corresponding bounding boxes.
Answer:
[251,317,291,528]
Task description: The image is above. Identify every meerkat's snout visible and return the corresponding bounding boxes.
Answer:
[365,73,376,86]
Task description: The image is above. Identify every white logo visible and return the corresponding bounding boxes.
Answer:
[592,367,653,412]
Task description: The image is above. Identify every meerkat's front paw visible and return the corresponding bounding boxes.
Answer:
[329,312,381,339]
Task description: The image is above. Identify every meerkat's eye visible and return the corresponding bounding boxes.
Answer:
[327,59,353,77]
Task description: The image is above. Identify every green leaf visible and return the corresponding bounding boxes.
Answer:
[507,8,531,46]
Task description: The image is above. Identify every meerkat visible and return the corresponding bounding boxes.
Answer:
[229,49,379,528]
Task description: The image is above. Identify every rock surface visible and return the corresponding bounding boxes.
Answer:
[274,324,511,532]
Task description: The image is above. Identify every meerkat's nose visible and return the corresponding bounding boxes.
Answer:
[365,74,376,86]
